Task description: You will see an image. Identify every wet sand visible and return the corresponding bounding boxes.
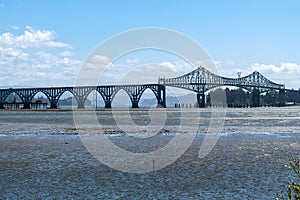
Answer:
[1,133,300,199]
[1,107,300,199]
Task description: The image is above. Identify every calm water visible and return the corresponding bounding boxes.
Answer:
[1,107,300,199]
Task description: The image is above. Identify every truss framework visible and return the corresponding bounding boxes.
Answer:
[160,66,285,93]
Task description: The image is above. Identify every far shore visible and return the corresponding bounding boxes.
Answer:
[1,104,300,112]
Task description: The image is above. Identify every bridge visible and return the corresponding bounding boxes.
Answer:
[159,67,287,107]
[0,84,166,109]
[0,66,299,109]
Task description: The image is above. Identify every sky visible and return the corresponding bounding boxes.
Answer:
[0,0,300,89]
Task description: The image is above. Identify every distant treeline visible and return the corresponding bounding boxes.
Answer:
[207,88,300,107]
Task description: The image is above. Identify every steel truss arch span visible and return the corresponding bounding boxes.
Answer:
[160,66,286,107]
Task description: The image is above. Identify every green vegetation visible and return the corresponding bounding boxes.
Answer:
[276,157,300,200]
[207,87,300,107]
[207,88,285,107]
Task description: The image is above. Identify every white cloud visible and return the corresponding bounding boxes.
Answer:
[90,55,110,64]
[59,51,74,57]
[10,25,19,30]
[249,62,300,88]
[160,61,176,72]
[116,63,181,85]
[83,55,110,71]
[0,47,28,60]
[251,63,281,73]
[251,62,300,74]
[126,58,139,64]
[220,62,300,88]
[0,26,81,87]
[0,26,71,49]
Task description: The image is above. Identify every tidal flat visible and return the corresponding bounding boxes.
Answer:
[1,107,300,199]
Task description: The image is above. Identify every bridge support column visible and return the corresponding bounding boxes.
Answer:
[50,102,58,109]
[131,96,139,108]
[196,93,205,108]
[0,103,3,109]
[131,101,139,108]
[252,89,260,107]
[157,103,166,108]
[279,89,285,107]
[77,102,85,109]
[76,96,85,109]
[157,85,166,108]
[104,101,112,108]
[23,102,31,109]
[157,101,166,108]
[99,86,114,109]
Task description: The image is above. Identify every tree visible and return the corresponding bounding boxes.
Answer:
[276,157,300,200]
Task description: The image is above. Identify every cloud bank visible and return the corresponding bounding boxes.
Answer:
[0,26,81,87]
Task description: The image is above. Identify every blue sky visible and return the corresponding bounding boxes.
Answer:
[0,0,300,88]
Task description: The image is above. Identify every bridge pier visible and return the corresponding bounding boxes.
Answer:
[157,103,166,108]
[196,93,205,108]
[75,95,85,109]
[22,102,31,109]
[252,89,260,107]
[279,89,285,107]
[130,95,139,108]
[131,101,139,108]
[104,101,112,108]
[50,102,58,109]
[0,103,3,109]
[157,101,166,108]
[157,85,166,108]
[77,102,85,109]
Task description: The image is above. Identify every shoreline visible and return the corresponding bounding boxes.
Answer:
[0,105,300,112]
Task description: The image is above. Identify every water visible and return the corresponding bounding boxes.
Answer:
[1,107,300,199]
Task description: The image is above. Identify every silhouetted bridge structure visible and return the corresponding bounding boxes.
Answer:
[0,84,166,109]
[160,67,288,107]
[1,67,299,109]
